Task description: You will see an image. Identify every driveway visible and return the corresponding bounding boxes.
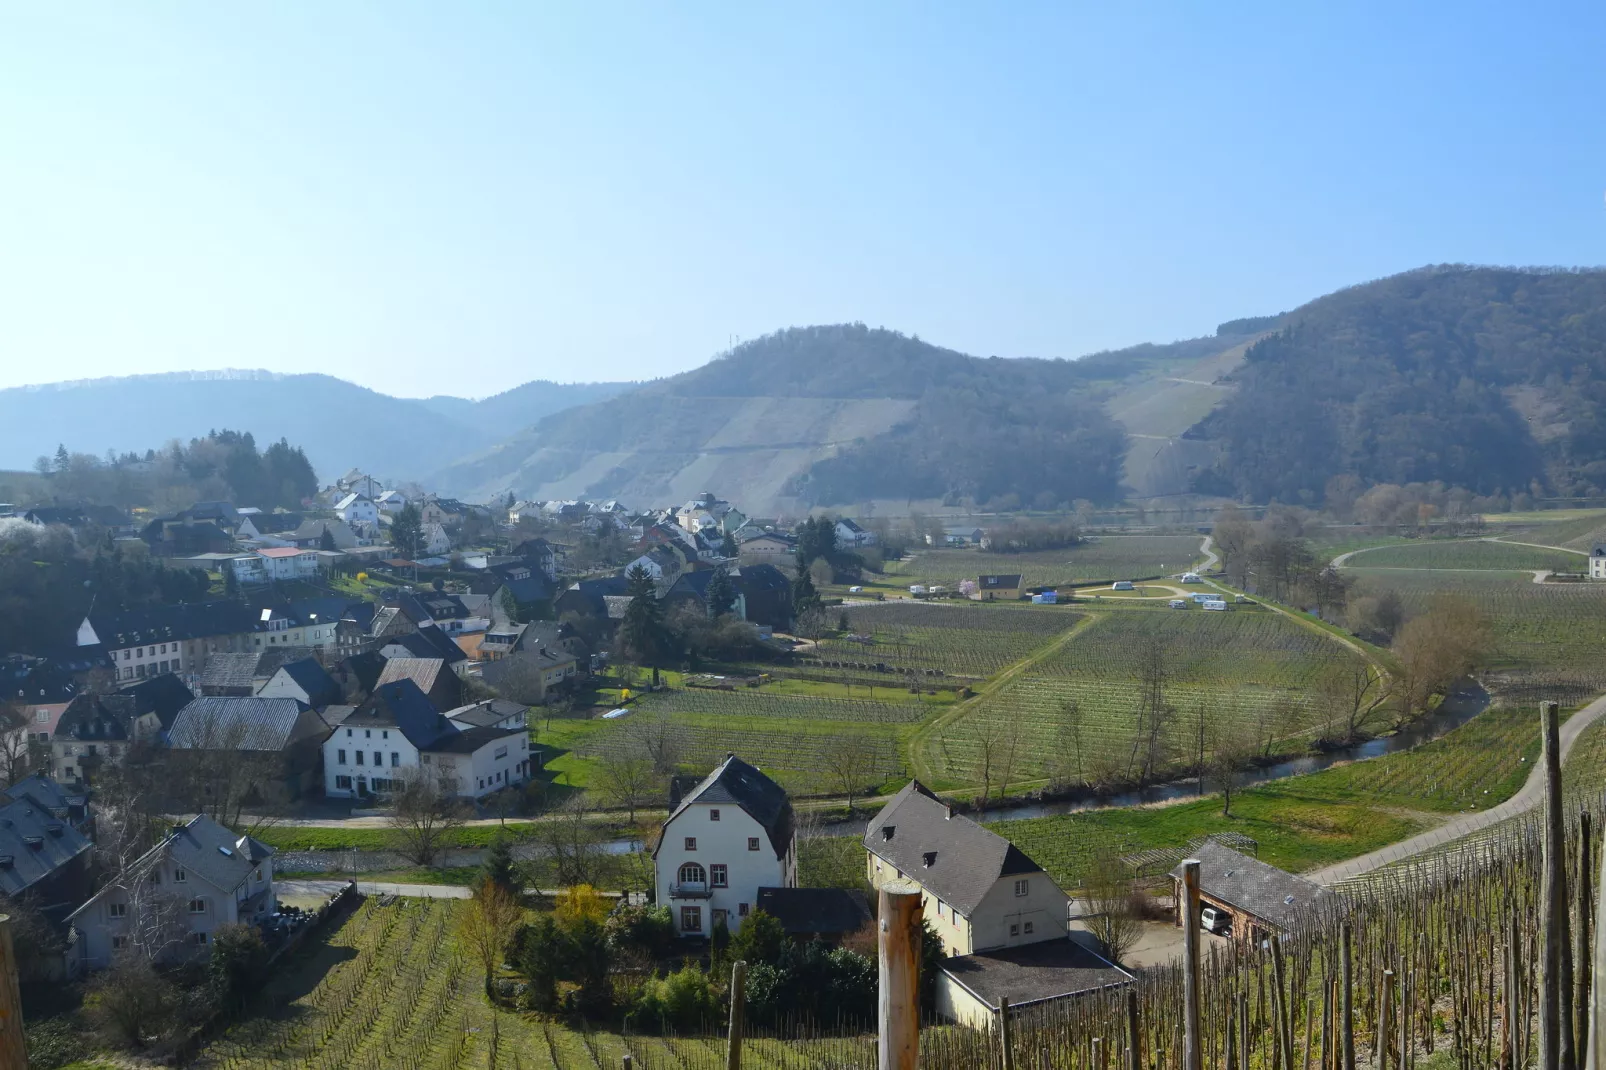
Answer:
[277,877,472,901]
[1307,691,1606,885]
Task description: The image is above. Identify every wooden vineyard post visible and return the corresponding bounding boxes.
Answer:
[1541,701,1570,1070]
[727,959,747,1070]
[622,1057,633,1070]
[1273,934,1295,1070]
[0,916,23,1070]
[1588,812,1606,1070]
[999,996,1016,1070]
[1182,859,1203,1070]
[1578,811,1594,1064]
[878,879,922,1070]
[1127,989,1143,1070]
[1376,969,1394,1070]
[1342,922,1356,1070]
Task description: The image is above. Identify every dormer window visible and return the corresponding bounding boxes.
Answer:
[882,826,895,841]
[923,852,937,868]
[709,809,720,821]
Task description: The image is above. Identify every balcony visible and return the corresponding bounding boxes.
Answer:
[669,882,713,899]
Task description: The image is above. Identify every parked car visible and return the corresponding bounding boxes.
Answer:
[849,585,864,593]
[1112,580,1134,591]
[1200,905,1232,936]
[1202,600,1228,612]
[1168,599,1187,609]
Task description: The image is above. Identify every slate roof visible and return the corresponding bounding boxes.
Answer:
[168,697,324,752]
[732,563,789,594]
[979,574,1023,590]
[200,653,262,692]
[24,507,89,527]
[0,654,78,704]
[660,755,794,861]
[86,599,263,649]
[864,781,1047,916]
[119,672,197,731]
[55,694,138,742]
[0,783,92,897]
[445,698,528,729]
[253,512,305,534]
[1170,841,1333,930]
[939,938,1133,1011]
[376,657,450,696]
[427,723,524,754]
[342,651,388,694]
[354,679,451,749]
[383,625,468,664]
[69,815,272,914]
[756,887,872,936]
[271,658,342,706]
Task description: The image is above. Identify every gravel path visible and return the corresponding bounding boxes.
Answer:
[1306,691,1606,886]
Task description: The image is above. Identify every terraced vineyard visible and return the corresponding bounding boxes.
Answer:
[813,601,1076,680]
[926,605,1368,788]
[1345,567,1606,705]
[648,687,930,724]
[197,897,877,1070]
[887,533,1204,589]
[1346,539,1582,571]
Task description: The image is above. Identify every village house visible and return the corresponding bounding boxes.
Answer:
[375,490,408,514]
[834,518,876,548]
[321,679,530,800]
[68,814,275,972]
[865,780,1131,1028]
[479,643,578,704]
[256,657,343,706]
[254,546,327,581]
[375,656,465,711]
[167,696,335,801]
[976,574,1024,600]
[736,530,797,561]
[77,601,266,683]
[1591,546,1606,580]
[0,654,79,744]
[654,754,798,939]
[0,774,95,935]
[50,694,141,788]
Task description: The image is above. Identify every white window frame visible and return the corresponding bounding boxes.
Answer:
[1014,879,1029,897]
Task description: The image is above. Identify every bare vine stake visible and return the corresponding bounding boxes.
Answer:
[1541,701,1569,1070]
[1127,989,1142,1070]
[1000,996,1016,1070]
[1576,810,1594,1062]
[1182,860,1203,1070]
[1343,922,1356,1070]
[1376,969,1394,1070]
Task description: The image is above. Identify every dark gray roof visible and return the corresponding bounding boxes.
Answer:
[445,698,527,728]
[1170,841,1332,930]
[168,697,324,752]
[979,574,1023,589]
[0,788,92,897]
[71,816,272,916]
[87,599,265,649]
[357,679,451,748]
[864,781,1046,916]
[200,653,261,691]
[660,755,793,861]
[756,887,872,936]
[272,658,342,706]
[119,672,196,730]
[55,694,137,742]
[383,625,468,664]
[939,938,1133,1010]
[427,723,524,754]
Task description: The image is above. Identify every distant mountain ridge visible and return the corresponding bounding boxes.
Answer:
[0,372,631,487]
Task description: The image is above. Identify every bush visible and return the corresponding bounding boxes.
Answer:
[25,1017,88,1070]
[627,964,720,1033]
[209,922,268,1011]
[606,904,675,960]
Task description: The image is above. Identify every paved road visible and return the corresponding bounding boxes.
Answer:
[279,877,472,900]
[1307,691,1606,886]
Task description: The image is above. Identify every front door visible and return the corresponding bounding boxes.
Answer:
[680,906,702,935]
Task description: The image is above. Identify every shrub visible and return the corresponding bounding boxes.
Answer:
[628,964,719,1033]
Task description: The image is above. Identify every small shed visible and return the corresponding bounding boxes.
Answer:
[1170,842,1331,943]
[755,887,872,943]
[936,937,1134,1029]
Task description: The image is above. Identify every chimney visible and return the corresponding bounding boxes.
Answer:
[882,826,895,841]
[945,806,953,820]
[923,851,937,868]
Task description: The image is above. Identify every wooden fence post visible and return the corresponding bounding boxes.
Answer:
[728,959,747,1070]
[622,1056,633,1070]
[1541,701,1570,1070]
[1578,810,1594,1064]
[1182,859,1203,1070]
[1342,922,1355,1070]
[999,995,1016,1070]
[878,879,922,1070]
[0,915,24,1070]
[1586,806,1606,1070]
[1126,988,1143,1070]
[1376,968,1394,1070]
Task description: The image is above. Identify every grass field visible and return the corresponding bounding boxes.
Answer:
[1345,540,1583,571]
[1345,567,1606,705]
[885,534,1205,589]
[190,897,876,1070]
[923,603,1368,789]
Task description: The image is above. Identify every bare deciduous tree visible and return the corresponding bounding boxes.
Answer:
[626,713,682,776]
[0,699,45,787]
[1322,663,1392,742]
[1127,637,1173,782]
[592,750,657,825]
[531,796,604,887]
[459,877,523,997]
[386,766,469,866]
[1052,699,1086,790]
[1208,723,1256,817]
[823,734,880,811]
[1084,849,1142,965]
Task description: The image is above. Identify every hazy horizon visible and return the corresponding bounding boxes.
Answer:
[5,3,1605,398]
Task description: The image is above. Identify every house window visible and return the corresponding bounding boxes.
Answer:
[188,897,207,914]
[174,868,187,883]
[382,730,388,739]
[365,729,371,738]
[337,749,347,765]
[189,931,208,946]
[35,710,47,723]
[1009,923,1020,938]
[680,906,702,932]
[335,775,352,789]
[684,837,697,851]
[1024,921,1035,934]
[1014,879,1029,897]
[738,903,749,917]
[123,650,130,661]
[391,752,400,767]
[373,751,382,767]
[254,868,263,881]
[346,728,352,737]
[112,934,128,950]
[747,837,760,852]
[711,864,728,888]
[678,862,706,885]
[355,751,364,765]
[709,809,720,821]
[712,908,729,928]
[108,902,128,919]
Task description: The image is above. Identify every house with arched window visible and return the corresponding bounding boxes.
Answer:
[653,754,797,938]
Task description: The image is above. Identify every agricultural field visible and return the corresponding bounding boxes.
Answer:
[812,601,1076,680]
[193,896,875,1070]
[922,603,1368,789]
[1343,539,1583,571]
[1344,567,1606,705]
[885,533,1205,589]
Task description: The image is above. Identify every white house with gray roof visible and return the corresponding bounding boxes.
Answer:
[67,814,275,972]
[864,780,1070,957]
[654,755,797,939]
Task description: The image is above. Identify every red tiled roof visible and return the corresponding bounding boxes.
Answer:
[257,547,307,559]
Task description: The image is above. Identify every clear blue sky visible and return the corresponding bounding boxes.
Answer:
[3,3,1604,398]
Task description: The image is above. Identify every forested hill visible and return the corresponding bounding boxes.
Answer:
[430,324,1250,511]
[1191,267,1606,503]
